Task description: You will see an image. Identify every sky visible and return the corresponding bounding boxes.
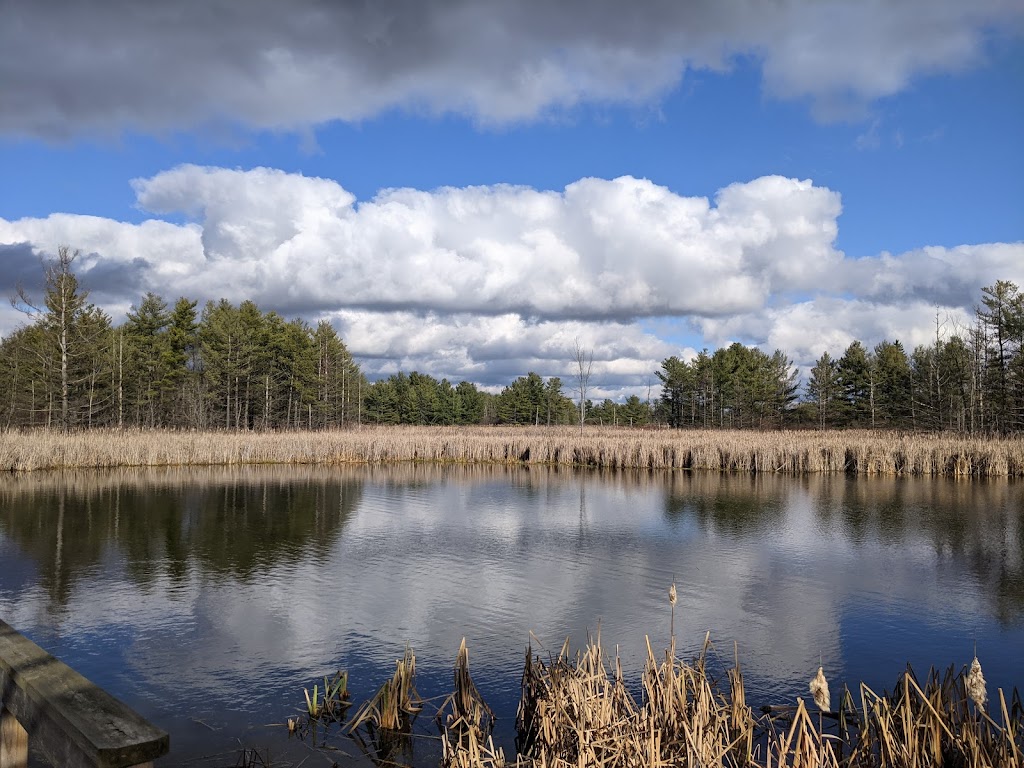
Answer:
[1,0,1023,400]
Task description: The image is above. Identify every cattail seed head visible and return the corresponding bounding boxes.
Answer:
[810,666,831,712]
[966,656,987,709]
[669,583,677,607]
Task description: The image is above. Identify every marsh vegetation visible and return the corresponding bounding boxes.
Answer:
[292,629,1022,768]
[2,425,1023,476]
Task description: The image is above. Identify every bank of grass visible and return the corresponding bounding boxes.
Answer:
[1,426,1022,476]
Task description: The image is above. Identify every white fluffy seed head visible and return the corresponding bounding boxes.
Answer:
[669,583,677,607]
[810,666,831,712]
[966,656,987,709]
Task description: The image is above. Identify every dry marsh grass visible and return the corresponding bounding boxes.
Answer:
[279,597,1022,768]
[2,426,1023,477]
[512,632,757,768]
[288,631,1022,768]
[437,634,1023,768]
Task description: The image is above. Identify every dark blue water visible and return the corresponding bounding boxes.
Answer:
[1,465,1021,766]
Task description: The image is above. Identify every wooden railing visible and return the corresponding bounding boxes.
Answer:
[0,619,169,768]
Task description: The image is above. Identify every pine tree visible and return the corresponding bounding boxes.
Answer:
[13,246,112,429]
[166,298,199,426]
[656,356,692,428]
[978,280,1023,432]
[806,352,839,429]
[873,340,911,428]
[123,292,172,426]
[837,341,874,426]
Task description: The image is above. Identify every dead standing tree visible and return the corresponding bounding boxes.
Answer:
[573,337,593,436]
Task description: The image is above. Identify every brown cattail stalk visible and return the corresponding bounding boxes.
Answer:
[668,582,677,644]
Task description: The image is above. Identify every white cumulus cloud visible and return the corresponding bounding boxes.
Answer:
[1,165,1021,395]
[127,164,845,319]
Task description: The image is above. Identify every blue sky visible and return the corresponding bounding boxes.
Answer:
[1,1,1022,397]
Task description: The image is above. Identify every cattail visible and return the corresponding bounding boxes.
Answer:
[810,666,831,711]
[668,582,678,648]
[966,656,987,709]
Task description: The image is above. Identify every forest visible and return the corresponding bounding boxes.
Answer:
[1,246,1022,434]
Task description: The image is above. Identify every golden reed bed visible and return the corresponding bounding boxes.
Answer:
[297,628,1022,768]
[1,426,1022,476]
[435,633,1023,768]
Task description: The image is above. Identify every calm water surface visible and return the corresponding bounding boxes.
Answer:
[1,465,1021,766]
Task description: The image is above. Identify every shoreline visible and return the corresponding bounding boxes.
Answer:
[1,426,1022,477]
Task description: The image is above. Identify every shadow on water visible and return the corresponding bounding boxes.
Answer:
[0,465,364,606]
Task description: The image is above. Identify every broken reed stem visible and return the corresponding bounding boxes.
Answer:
[438,638,496,743]
[348,644,422,734]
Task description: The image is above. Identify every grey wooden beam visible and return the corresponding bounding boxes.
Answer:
[0,620,168,768]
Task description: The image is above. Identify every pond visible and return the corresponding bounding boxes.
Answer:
[1,464,1022,766]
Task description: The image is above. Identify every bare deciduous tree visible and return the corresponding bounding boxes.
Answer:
[573,337,593,435]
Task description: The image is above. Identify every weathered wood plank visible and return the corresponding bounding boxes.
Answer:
[1,707,29,768]
[0,620,168,768]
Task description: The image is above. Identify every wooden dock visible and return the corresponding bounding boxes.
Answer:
[0,619,169,768]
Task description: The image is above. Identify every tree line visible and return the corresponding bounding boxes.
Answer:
[1,248,1020,433]
[2,247,364,430]
[657,281,1024,434]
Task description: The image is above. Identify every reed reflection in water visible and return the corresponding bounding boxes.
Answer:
[0,464,1021,766]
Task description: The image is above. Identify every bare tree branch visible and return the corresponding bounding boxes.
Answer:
[573,337,593,436]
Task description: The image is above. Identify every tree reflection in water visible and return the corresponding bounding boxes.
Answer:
[0,466,364,606]
[663,471,1023,624]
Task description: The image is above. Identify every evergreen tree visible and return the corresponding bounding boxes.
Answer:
[0,325,50,427]
[937,335,975,432]
[199,299,242,429]
[768,350,800,427]
[837,341,874,426]
[691,350,716,427]
[873,340,911,428]
[12,246,113,429]
[166,298,200,427]
[455,380,485,424]
[364,376,399,424]
[978,281,1023,432]
[497,372,547,424]
[409,371,443,424]
[312,321,363,428]
[544,376,570,425]
[656,356,692,428]
[619,394,651,426]
[806,352,839,429]
[122,292,172,427]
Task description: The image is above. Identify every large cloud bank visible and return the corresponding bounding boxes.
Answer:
[3,0,1021,137]
[1,166,1021,395]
